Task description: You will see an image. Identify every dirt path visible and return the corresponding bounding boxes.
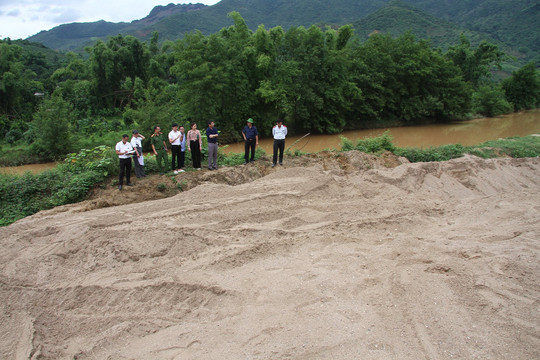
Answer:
[1,153,539,359]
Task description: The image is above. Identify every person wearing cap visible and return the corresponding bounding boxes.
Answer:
[115,134,135,190]
[169,123,184,174]
[272,118,287,167]
[242,118,258,164]
[206,120,219,170]
[130,130,146,178]
[150,126,169,175]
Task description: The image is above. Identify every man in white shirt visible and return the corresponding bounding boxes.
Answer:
[272,119,287,167]
[169,123,184,174]
[130,130,146,178]
[115,134,134,190]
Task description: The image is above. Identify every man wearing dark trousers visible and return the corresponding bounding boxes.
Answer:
[151,126,169,175]
[242,118,258,164]
[169,123,183,174]
[178,125,186,171]
[272,118,287,167]
[115,134,134,190]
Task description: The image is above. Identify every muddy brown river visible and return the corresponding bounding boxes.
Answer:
[224,109,540,154]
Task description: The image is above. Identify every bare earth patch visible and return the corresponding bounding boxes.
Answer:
[1,152,539,359]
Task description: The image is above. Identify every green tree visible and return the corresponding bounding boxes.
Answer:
[472,84,513,117]
[87,35,151,109]
[502,63,540,111]
[0,41,41,121]
[172,12,258,140]
[352,32,471,124]
[51,52,94,115]
[445,34,505,88]
[30,95,74,160]
[258,25,360,134]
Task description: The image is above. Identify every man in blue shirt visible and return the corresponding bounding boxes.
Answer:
[242,118,258,164]
[206,120,219,170]
[178,125,186,171]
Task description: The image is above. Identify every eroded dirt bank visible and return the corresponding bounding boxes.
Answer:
[1,153,539,359]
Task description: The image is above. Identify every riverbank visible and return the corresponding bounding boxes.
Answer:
[1,153,539,359]
[1,134,540,227]
[1,109,539,168]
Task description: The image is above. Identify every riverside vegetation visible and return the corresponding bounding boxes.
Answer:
[1,133,539,227]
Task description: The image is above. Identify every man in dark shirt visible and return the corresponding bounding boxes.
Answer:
[242,118,258,164]
[206,120,219,170]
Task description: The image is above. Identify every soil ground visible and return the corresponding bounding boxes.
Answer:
[1,152,539,359]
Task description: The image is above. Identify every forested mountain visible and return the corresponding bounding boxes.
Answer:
[404,0,540,62]
[354,1,473,47]
[28,3,208,51]
[25,0,538,65]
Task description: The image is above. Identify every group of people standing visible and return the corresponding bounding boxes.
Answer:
[115,118,287,190]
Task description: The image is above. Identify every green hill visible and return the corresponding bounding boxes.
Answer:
[26,0,538,65]
[354,1,509,50]
[404,0,539,60]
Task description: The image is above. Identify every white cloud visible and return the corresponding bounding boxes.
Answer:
[52,8,81,23]
[0,0,221,40]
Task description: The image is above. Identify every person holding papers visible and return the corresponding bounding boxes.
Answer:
[115,134,135,190]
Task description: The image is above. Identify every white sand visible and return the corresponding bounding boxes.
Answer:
[1,154,539,359]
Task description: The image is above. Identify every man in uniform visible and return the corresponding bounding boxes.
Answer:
[151,126,169,175]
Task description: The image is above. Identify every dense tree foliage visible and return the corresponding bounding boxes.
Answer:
[0,41,41,123]
[1,13,538,160]
[502,63,540,111]
[29,95,74,160]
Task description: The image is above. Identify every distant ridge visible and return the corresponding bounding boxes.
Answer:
[26,0,537,65]
[28,3,208,51]
[354,1,482,49]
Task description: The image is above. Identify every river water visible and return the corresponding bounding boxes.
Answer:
[0,162,58,175]
[1,109,539,175]
[224,109,540,154]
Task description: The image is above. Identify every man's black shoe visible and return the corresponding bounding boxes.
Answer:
[127,183,133,186]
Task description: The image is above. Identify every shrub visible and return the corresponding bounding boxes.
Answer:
[63,145,116,177]
[472,85,513,117]
[30,95,74,160]
[339,135,354,151]
[395,144,467,162]
[354,131,395,153]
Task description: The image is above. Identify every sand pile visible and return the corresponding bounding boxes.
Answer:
[1,154,539,359]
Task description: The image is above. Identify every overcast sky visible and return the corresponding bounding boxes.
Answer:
[0,0,221,40]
